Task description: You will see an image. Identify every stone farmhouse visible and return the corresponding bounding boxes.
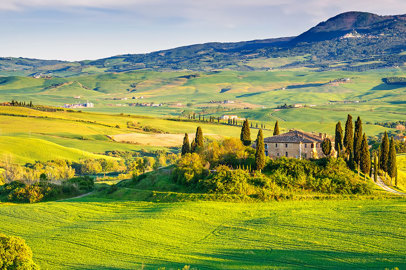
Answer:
[262,130,335,159]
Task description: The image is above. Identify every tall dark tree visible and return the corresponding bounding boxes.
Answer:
[195,126,204,149]
[255,129,266,171]
[360,133,371,176]
[240,119,251,146]
[321,138,332,156]
[379,131,389,173]
[353,116,363,165]
[343,114,353,157]
[373,152,378,182]
[273,121,280,136]
[335,121,343,155]
[181,133,190,156]
[387,137,397,185]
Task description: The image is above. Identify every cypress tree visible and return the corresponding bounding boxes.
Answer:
[181,133,190,156]
[374,152,378,182]
[379,131,389,173]
[343,114,353,157]
[195,126,204,148]
[191,140,197,153]
[255,129,266,171]
[335,121,343,155]
[353,116,363,165]
[387,137,397,185]
[273,121,280,135]
[360,133,371,176]
[321,138,332,156]
[240,119,251,146]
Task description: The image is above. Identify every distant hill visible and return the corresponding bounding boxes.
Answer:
[1,11,406,75]
[292,11,406,43]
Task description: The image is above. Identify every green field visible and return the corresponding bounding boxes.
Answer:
[0,197,404,269]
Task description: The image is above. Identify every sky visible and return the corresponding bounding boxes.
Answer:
[0,0,405,61]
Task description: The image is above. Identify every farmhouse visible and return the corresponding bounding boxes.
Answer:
[394,134,406,142]
[221,115,239,120]
[262,130,334,159]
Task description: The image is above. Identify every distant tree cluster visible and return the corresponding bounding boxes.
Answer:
[383,77,406,85]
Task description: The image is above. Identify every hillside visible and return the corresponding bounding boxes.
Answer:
[1,198,405,269]
[1,11,406,75]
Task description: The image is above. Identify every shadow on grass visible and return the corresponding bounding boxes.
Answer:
[189,248,405,270]
[370,83,406,91]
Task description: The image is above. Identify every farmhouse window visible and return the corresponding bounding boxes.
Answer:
[285,143,288,148]
[285,152,288,157]
[275,143,278,148]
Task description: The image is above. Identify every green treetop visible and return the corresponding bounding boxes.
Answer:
[240,119,252,146]
[360,133,371,176]
[335,121,343,155]
[181,133,190,156]
[195,126,204,149]
[387,137,397,184]
[343,114,353,157]
[373,152,378,182]
[321,138,332,156]
[273,121,280,135]
[353,116,363,164]
[379,131,389,173]
[255,129,266,171]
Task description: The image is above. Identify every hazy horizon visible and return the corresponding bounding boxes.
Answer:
[1,0,405,61]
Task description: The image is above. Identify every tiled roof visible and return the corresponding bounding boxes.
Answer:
[264,130,326,143]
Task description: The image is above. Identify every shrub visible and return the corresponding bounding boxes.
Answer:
[67,176,94,192]
[264,157,373,194]
[201,165,251,194]
[173,153,208,186]
[8,185,44,203]
[0,233,39,270]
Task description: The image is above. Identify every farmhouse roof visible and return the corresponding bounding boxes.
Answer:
[264,130,327,143]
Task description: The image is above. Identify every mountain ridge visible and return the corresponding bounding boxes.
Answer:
[1,11,405,75]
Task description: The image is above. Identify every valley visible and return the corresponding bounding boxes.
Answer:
[0,10,405,270]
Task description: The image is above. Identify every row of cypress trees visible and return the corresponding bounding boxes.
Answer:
[335,115,371,176]
[181,126,204,155]
[378,131,398,185]
[335,114,397,184]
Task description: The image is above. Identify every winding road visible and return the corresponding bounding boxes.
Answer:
[375,174,406,196]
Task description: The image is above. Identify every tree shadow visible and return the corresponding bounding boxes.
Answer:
[370,83,406,91]
[190,248,405,269]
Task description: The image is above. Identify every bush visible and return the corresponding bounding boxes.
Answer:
[1,177,94,203]
[0,233,39,269]
[8,185,44,203]
[200,166,251,194]
[264,157,373,194]
[67,176,94,192]
[173,153,208,186]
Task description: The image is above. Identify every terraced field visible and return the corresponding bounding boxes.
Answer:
[0,197,404,269]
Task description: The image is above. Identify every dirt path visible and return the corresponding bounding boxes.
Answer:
[375,174,406,196]
[56,191,94,202]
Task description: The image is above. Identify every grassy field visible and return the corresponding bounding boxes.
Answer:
[0,103,400,163]
[397,154,406,191]
[0,197,404,269]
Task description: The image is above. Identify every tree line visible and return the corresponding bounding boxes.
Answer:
[334,114,397,185]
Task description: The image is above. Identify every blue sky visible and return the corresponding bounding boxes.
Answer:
[0,0,404,61]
